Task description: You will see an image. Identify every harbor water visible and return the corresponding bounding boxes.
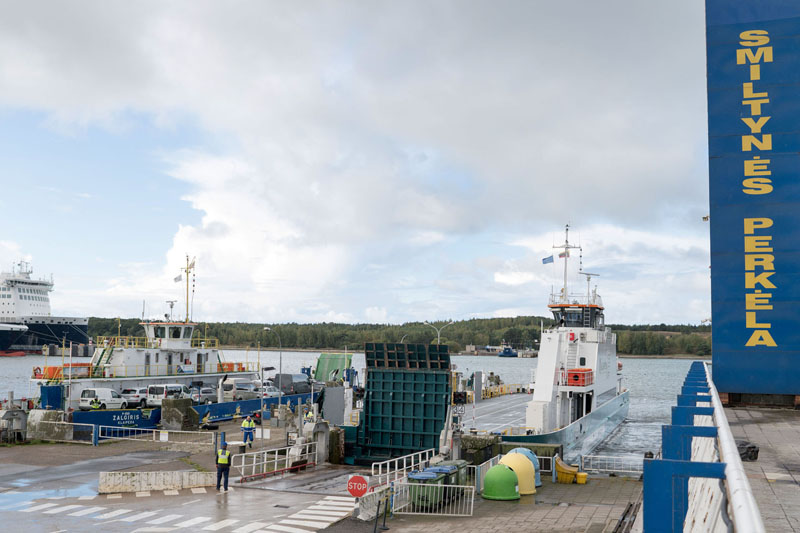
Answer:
[0,351,693,458]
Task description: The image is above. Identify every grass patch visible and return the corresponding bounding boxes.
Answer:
[180,456,209,472]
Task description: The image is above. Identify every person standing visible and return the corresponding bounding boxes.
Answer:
[241,415,255,448]
[216,442,231,491]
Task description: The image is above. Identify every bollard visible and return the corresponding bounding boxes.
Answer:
[380,493,390,531]
[92,424,99,446]
[372,499,382,533]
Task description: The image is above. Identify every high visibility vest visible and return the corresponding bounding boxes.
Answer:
[217,449,231,465]
[242,419,255,430]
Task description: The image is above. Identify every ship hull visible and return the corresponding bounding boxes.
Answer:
[10,317,89,351]
[504,390,630,461]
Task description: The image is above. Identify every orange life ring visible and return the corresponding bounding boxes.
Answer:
[33,367,43,377]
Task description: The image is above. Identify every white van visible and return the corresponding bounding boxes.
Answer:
[146,383,192,407]
[222,378,260,402]
[79,388,128,411]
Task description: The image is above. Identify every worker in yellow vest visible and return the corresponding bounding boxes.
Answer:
[216,442,231,491]
[241,415,256,448]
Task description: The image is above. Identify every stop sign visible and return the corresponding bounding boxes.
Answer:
[347,474,369,498]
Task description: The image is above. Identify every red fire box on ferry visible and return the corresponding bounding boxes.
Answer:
[567,368,594,386]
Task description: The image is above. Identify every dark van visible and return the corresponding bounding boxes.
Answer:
[274,373,311,395]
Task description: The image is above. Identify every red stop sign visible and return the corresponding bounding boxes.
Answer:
[347,474,369,498]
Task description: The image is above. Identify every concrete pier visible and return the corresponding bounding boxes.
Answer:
[726,406,800,533]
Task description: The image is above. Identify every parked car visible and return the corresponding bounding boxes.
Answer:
[79,388,128,410]
[273,373,312,395]
[121,387,148,408]
[262,385,282,398]
[146,383,192,407]
[191,386,218,405]
[223,382,262,401]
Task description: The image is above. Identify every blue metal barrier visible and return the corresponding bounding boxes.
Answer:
[192,392,319,423]
[643,361,765,532]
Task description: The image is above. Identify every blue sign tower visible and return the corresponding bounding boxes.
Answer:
[706,1,800,400]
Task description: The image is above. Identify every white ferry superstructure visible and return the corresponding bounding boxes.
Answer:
[504,226,630,458]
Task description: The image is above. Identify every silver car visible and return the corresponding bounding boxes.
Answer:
[191,387,218,405]
[121,387,148,408]
[262,385,282,398]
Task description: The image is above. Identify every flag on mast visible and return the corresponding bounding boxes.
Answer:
[174,274,182,283]
[188,257,196,269]
[542,255,554,264]
[558,251,569,258]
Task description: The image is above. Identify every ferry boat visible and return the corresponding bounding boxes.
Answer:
[497,341,518,358]
[30,258,258,411]
[504,226,629,458]
[0,261,89,352]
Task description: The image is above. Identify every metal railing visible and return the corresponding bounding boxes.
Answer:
[233,441,317,481]
[392,482,475,516]
[580,455,643,476]
[480,383,524,399]
[704,362,765,533]
[97,425,215,446]
[28,420,94,444]
[473,455,501,494]
[34,361,259,380]
[95,336,220,349]
[371,448,435,487]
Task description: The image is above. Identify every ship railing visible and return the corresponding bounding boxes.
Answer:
[191,337,219,348]
[371,448,435,488]
[642,361,765,532]
[480,383,525,400]
[32,361,260,380]
[548,292,603,307]
[94,335,220,349]
[233,441,317,482]
[557,369,594,388]
[580,454,643,476]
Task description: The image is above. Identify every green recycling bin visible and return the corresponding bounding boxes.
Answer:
[482,464,520,501]
[408,470,446,508]
[438,459,469,486]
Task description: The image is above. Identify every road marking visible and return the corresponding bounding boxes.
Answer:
[44,504,84,514]
[190,488,207,494]
[1,500,33,510]
[132,528,176,533]
[312,501,354,508]
[106,494,122,499]
[291,510,349,517]
[163,490,179,496]
[203,519,240,530]
[172,516,212,528]
[146,514,184,525]
[47,496,66,500]
[307,505,353,512]
[69,506,106,516]
[232,522,269,533]
[78,495,97,500]
[323,496,355,502]
[136,491,151,497]
[95,509,132,519]
[120,511,160,522]
[20,503,60,512]
[281,518,335,528]
[264,525,317,533]
[182,498,201,505]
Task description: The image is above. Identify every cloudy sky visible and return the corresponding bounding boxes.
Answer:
[0,1,710,325]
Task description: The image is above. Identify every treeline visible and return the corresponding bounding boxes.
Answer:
[88,316,711,355]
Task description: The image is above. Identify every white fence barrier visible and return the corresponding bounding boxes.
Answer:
[99,471,215,493]
[392,482,475,517]
[580,454,644,476]
[97,425,215,446]
[371,448,435,488]
[473,455,501,494]
[233,441,317,481]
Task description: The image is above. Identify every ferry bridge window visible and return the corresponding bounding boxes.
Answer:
[156,326,166,338]
[170,327,181,339]
[183,328,192,339]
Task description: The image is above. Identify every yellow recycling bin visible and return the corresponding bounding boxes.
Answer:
[499,453,536,495]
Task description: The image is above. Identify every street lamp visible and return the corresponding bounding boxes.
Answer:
[424,320,454,345]
[264,327,282,407]
[400,333,408,343]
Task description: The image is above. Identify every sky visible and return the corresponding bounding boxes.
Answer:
[0,1,711,325]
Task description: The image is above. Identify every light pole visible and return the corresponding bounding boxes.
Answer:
[400,334,408,343]
[264,327,282,407]
[424,320,454,345]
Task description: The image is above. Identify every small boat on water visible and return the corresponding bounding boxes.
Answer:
[497,342,518,358]
[0,350,26,357]
[503,225,629,459]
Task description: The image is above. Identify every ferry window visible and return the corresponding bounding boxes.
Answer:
[579,357,586,366]
[170,327,181,339]
[183,328,192,339]
[155,326,165,338]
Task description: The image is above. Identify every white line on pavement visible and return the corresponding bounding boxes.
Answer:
[95,509,132,519]
[20,503,60,513]
[281,518,334,528]
[78,495,97,501]
[146,514,184,525]
[263,525,317,533]
[323,496,355,502]
[172,516,212,528]
[232,522,269,533]
[119,511,160,522]
[202,519,240,530]
[69,506,106,516]
[290,510,349,517]
[44,505,84,514]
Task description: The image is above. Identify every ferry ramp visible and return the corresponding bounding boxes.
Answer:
[465,393,531,433]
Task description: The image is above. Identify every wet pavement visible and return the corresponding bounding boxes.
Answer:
[726,406,800,533]
[466,393,530,433]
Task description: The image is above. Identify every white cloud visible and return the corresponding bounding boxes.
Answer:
[0,2,713,324]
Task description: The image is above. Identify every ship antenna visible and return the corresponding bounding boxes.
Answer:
[166,300,177,321]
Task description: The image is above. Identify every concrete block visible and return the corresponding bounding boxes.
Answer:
[98,471,216,493]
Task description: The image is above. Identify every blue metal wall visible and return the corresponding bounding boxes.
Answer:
[73,408,161,428]
[706,0,800,393]
[191,392,318,423]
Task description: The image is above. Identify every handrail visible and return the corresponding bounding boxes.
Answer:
[33,361,259,379]
[95,335,220,349]
[704,362,765,533]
